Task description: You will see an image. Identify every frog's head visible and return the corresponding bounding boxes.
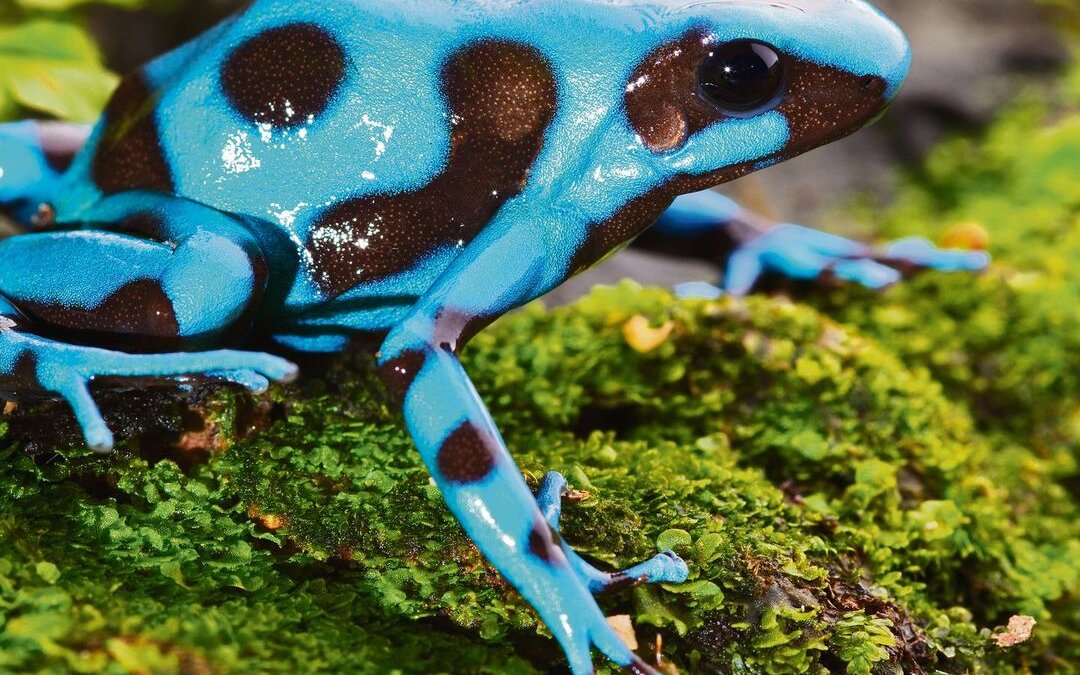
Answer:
[625,0,910,186]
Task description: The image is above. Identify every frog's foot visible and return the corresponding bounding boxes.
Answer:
[2,328,297,452]
[536,472,689,595]
[674,281,725,300]
[725,224,990,296]
[0,121,90,225]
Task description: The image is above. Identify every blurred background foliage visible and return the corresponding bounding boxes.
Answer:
[0,0,128,121]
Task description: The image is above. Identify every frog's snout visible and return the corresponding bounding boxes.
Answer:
[875,12,913,102]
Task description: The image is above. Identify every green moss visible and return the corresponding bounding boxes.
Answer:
[0,276,1075,672]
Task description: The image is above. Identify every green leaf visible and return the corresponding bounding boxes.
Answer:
[656,529,692,552]
[0,20,117,121]
[34,561,60,584]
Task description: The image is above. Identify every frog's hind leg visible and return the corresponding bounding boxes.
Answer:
[0,305,295,450]
[0,192,268,348]
[536,472,688,595]
[0,121,91,225]
[0,192,296,450]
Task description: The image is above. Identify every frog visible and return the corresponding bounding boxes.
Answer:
[0,0,989,672]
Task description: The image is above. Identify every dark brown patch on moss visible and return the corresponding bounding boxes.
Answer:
[0,350,41,395]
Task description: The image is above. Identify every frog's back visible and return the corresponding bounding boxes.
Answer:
[60,0,656,217]
[63,1,468,218]
[56,0,657,305]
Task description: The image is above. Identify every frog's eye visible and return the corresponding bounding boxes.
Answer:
[697,41,785,116]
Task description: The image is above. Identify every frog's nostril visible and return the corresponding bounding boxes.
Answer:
[860,75,886,96]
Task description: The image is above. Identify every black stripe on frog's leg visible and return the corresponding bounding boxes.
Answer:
[92,73,174,195]
[220,22,347,128]
[306,39,558,298]
[37,122,91,174]
[377,349,427,405]
[20,279,180,349]
[527,520,566,566]
[437,421,498,484]
[604,571,650,594]
[110,211,170,243]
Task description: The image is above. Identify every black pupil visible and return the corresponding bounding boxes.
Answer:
[698,41,784,114]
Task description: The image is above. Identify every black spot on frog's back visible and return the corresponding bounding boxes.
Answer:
[92,73,174,195]
[305,40,558,298]
[220,22,347,128]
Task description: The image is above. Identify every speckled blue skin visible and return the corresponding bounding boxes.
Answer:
[0,1,988,671]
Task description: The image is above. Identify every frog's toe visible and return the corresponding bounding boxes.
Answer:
[36,371,115,452]
[83,348,299,386]
[535,472,690,595]
[213,351,298,383]
[832,258,902,289]
[554,605,658,675]
[200,369,272,393]
[602,550,689,593]
[674,281,725,300]
[724,223,870,295]
[885,237,991,272]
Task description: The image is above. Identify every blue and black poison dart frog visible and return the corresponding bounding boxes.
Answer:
[0,0,988,671]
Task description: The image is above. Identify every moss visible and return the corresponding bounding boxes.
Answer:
[0,275,1075,673]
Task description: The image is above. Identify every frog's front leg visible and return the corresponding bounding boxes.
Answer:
[651,189,990,297]
[379,221,674,674]
[0,192,295,450]
[0,121,91,226]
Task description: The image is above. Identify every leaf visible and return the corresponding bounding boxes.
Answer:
[34,561,60,584]
[656,529,692,552]
[991,615,1036,648]
[0,20,117,121]
[159,560,186,587]
[16,0,146,10]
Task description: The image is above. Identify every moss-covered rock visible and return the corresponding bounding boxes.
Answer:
[0,277,1075,673]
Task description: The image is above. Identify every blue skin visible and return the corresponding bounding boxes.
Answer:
[0,1,988,671]
[654,190,987,298]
